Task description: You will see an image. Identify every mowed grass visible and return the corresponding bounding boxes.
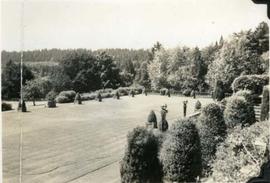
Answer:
[2,95,213,183]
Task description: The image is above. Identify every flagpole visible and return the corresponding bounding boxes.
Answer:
[19,1,25,183]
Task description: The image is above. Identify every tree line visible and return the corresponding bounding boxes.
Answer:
[2,21,268,100]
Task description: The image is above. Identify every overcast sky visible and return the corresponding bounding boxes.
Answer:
[1,0,269,51]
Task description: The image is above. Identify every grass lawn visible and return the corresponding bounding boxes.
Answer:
[2,94,213,183]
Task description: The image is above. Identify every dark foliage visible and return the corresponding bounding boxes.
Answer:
[260,86,269,121]
[197,103,227,175]
[2,102,12,111]
[224,96,256,128]
[120,127,163,183]
[160,119,202,182]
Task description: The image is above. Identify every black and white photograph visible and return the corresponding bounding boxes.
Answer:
[1,0,269,182]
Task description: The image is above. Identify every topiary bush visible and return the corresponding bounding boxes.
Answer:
[232,75,269,95]
[234,89,254,104]
[120,127,163,183]
[182,89,191,96]
[208,121,270,183]
[195,100,202,111]
[224,96,256,128]
[260,86,269,121]
[2,102,12,111]
[147,110,157,128]
[56,95,70,103]
[197,103,227,175]
[214,80,225,101]
[46,90,58,101]
[56,90,76,103]
[74,93,82,104]
[160,119,202,182]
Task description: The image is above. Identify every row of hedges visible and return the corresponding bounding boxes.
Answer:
[121,90,262,182]
[55,87,143,103]
[232,75,269,95]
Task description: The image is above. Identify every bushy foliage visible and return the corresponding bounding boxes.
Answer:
[208,121,270,183]
[160,88,168,96]
[232,75,269,95]
[195,100,202,111]
[234,89,253,104]
[260,86,269,121]
[120,127,163,183]
[160,119,202,182]
[197,103,227,174]
[182,89,191,96]
[46,90,58,101]
[224,96,255,128]
[56,90,76,103]
[2,60,34,99]
[2,102,12,111]
[147,110,157,128]
[214,80,225,101]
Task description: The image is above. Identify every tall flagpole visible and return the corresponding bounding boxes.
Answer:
[19,1,25,183]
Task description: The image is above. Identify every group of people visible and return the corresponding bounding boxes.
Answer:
[149,100,189,132]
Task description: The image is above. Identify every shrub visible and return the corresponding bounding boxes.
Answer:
[2,102,12,111]
[261,86,269,121]
[234,89,253,104]
[160,119,202,182]
[147,110,157,128]
[118,87,129,96]
[195,100,202,111]
[57,90,76,103]
[182,89,191,96]
[120,127,163,183]
[224,96,256,128]
[56,95,70,103]
[214,80,225,101]
[74,93,82,104]
[219,98,228,112]
[46,90,58,101]
[160,88,168,96]
[208,121,270,183]
[197,103,227,175]
[47,100,56,108]
[232,75,269,95]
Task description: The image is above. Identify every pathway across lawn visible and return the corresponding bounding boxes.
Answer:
[2,95,213,183]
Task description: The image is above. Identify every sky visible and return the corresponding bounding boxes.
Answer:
[1,0,269,51]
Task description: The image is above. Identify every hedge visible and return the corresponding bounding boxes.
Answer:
[232,75,269,95]
[160,119,202,182]
[120,127,163,183]
[2,102,12,111]
[224,96,256,128]
[260,86,269,121]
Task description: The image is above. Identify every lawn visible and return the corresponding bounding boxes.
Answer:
[2,95,213,183]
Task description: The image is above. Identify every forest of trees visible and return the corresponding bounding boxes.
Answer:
[2,21,269,100]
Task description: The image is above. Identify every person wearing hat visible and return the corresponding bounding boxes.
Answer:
[159,104,169,132]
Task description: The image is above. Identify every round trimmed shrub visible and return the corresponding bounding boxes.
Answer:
[234,89,253,104]
[195,100,202,111]
[232,75,269,95]
[59,90,76,100]
[47,100,56,108]
[56,95,70,103]
[260,86,269,121]
[214,80,225,101]
[120,127,163,183]
[160,119,202,182]
[183,89,191,96]
[147,110,157,128]
[224,96,256,128]
[197,103,227,175]
[96,92,102,102]
[160,88,168,96]
[2,102,12,111]
[74,93,82,104]
[46,90,58,101]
